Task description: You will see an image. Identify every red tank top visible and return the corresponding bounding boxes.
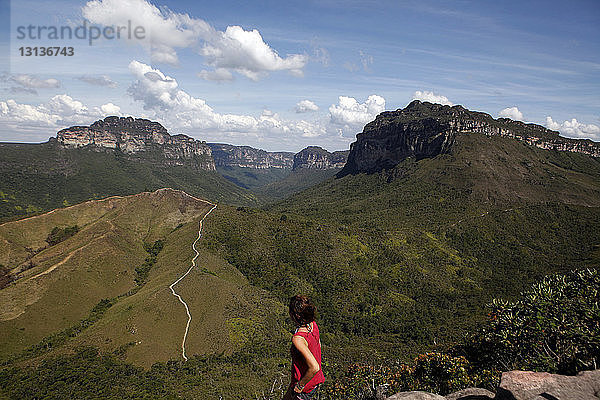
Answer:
[291,321,325,392]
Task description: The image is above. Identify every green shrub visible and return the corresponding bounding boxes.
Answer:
[458,268,600,374]
[321,352,499,399]
[412,352,472,394]
[135,240,164,285]
[46,225,79,246]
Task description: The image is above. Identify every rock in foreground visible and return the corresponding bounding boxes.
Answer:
[445,387,495,400]
[386,391,446,400]
[385,370,600,400]
[495,369,600,400]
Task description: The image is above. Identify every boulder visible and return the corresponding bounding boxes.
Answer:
[386,391,446,400]
[445,387,495,400]
[495,369,600,400]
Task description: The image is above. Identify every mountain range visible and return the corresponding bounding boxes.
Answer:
[0,100,599,398]
[0,117,349,219]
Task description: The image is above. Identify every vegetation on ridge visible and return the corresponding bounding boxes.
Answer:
[0,142,259,218]
[1,268,597,399]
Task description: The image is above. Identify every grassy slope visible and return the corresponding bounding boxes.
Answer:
[200,203,600,363]
[270,134,600,228]
[0,142,259,218]
[0,190,284,370]
[201,133,600,358]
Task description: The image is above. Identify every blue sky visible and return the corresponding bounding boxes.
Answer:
[0,0,598,151]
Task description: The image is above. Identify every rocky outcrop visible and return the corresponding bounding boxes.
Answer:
[340,100,600,176]
[495,369,600,400]
[56,116,215,170]
[207,143,294,169]
[292,146,349,170]
[384,370,600,400]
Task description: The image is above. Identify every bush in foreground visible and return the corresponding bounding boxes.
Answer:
[458,268,600,374]
[323,268,599,399]
[322,353,499,399]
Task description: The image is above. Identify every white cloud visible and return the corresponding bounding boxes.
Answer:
[295,100,319,113]
[412,90,453,106]
[1,73,61,95]
[0,95,122,134]
[0,62,357,150]
[197,68,234,82]
[10,74,60,89]
[199,25,307,81]
[46,94,87,116]
[126,60,324,139]
[76,75,118,88]
[82,0,201,65]
[100,103,121,115]
[545,116,600,141]
[0,99,61,127]
[329,95,385,127]
[498,106,524,121]
[82,0,307,79]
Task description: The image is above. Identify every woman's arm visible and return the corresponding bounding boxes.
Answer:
[291,335,320,392]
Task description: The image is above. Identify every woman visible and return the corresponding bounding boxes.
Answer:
[284,295,325,400]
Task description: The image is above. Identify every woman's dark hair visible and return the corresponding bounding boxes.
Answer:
[289,295,316,325]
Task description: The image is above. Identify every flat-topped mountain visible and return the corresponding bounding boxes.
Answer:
[206,144,347,194]
[292,146,349,170]
[55,116,215,171]
[341,100,600,176]
[207,143,294,169]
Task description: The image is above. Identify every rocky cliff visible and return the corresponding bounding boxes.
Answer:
[340,100,600,176]
[55,116,215,170]
[207,143,294,169]
[292,146,349,170]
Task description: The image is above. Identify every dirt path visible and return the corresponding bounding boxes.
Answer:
[169,203,217,361]
[24,231,111,282]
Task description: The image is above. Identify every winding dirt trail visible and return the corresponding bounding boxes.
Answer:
[169,203,217,361]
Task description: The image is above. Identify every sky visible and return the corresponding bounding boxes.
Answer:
[0,0,599,152]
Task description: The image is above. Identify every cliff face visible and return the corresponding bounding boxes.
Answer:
[56,116,215,171]
[207,143,294,169]
[292,146,349,170]
[340,100,600,176]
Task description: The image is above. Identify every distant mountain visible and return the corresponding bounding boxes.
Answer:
[56,116,215,171]
[277,102,600,229]
[0,117,355,218]
[341,100,600,176]
[261,101,600,357]
[207,143,294,169]
[292,146,349,170]
[254,168,339,201]
[206,144,349,195]
[249,147,349,201]
[0,138,258,218]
